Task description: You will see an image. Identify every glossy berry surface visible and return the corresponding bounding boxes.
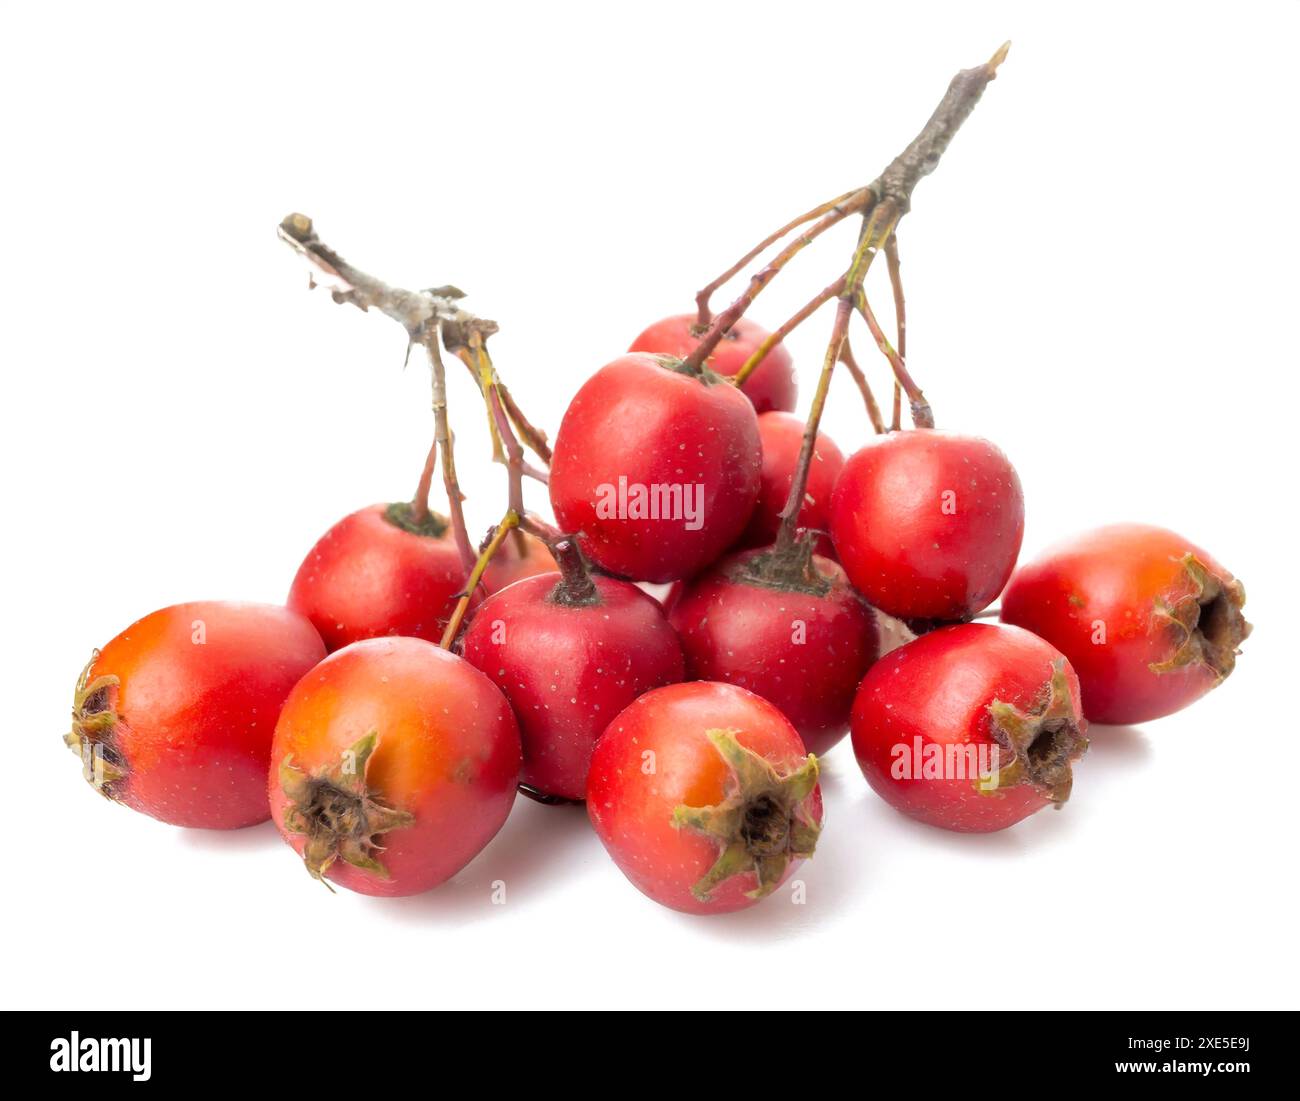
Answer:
[287,503,473,651]
[739,411,844,557]
[482,531,556,594]
[65,602,326,829]
[851,622,1088,833]
[1000,524,1250,725]
[669,547,878,755]
[588,681,822,915]
[269,636,520,897]
[629,313,796,413]
[462,572,685,801]
[549,353,761,582]
[830,430,1025,621]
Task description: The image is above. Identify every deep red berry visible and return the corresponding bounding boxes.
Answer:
[999,524,1250,725]
[462,568,685,801]
[830,430,1025,621]
[287,503,475,651]
[269,636,521,896]
[64,602,326,828]
[588,681,822,914]
[629,313,796,413]
[851,623,1088,833]
[669,544,878,755]
[549,353,761,582]
[738,411,844,557]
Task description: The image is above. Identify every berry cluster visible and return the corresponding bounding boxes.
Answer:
[63,45,1250,916]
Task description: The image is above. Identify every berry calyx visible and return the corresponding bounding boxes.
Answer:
[63,653,125,795]
[985,661,1088,805]
[672,729,820,902]
[382,501,449,538]
[1149,554,1250,679]
[278,731,415,887]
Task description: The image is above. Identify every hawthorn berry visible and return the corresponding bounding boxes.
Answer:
[588,681,822,914]
[739,411,844,557]
[999,524,1251,724]
[64,602,326,829]
[830,430,1025,621]
[287,502,475,651]
[549,352,761,582]
[668,542,878,755]
[629,313,796,413]
[851,623,1088,833]
[461,542,685,801]
[269,636,521,896]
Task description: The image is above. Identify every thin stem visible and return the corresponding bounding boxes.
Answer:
[774,297,854,554]
[550,538,599,604]
[680,191,870,374]
[409,437,438,523]
[499,382,553,465]
[855,288,933,428]
[426,333,476,569]
[885,236,906,431]
[440,513,520,649]
[694,188,863,328]
[733,274,846,388]
[839,338,885,435]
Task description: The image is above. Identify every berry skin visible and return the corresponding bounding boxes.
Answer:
[588,681,822,915]
[269,636,520,896]
[64,602,326,829]
[739,411,845,557]
[629,313,796,413]
[829,430,1025,621]
[287,503,475,651]
[669,545,878,756]
[461,571,685,801]
[851,623,1088,833]
[1000,524,1251,725]
[549,353,762,583]
[482,531,556,594]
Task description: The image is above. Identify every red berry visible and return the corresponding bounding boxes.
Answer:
[1000,524,1251,724]
[668,545,878,755]
[287,503,475,651]
[739,411,844,557]
[830,430,1025,620]
[269,636,520,896]
[482,531,557,593]
[851,623,1088,833]
[462,570,685,801]
[549,353,762,582]
[629,313,796,413]
[588,681,822,914]
[64,602,326,829]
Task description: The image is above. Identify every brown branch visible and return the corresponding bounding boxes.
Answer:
[856,288,933,428]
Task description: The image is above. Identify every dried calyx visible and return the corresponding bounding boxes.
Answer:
[384,502,449,537]
[985,661,1088,805]
[279,732,414,889]
[63,652,126,797]
[729,533,834,598]
[673,730,820,902]
[655,354,727,386]
[1150,554,1251,679]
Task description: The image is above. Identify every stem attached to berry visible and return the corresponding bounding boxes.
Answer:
[693,187,864,329]
[838,338,886,435]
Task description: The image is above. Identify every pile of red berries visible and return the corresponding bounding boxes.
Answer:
[62,47,1250,916]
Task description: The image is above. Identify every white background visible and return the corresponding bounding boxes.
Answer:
[3,0,1296,1010]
